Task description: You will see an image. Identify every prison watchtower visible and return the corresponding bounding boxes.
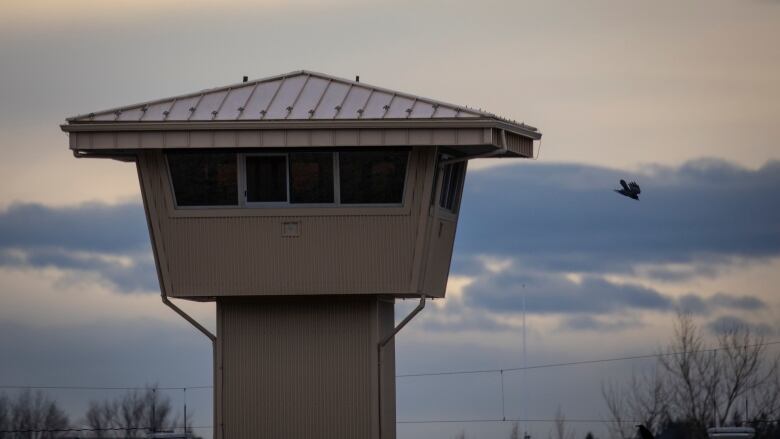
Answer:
[62,70,541,439]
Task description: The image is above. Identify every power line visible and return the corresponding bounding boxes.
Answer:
[0,385,212,391]
[397,418,641,424]
[2,339,778,391]
[397,418,780,425]
[396,339,780,378]
[0,426,212,434]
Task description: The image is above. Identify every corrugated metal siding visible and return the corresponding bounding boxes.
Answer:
[422,218,459,296]
[378,299,396,439]
[71,127,493,150]
[219,296,393,439]
[68,70,492,122]
[502,129,534,157]
[138,145,455,299]
[167,214,417,296]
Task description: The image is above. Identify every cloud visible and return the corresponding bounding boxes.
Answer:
[2,157,778,303]
[706,315,776,336]
[455,260,768,328]
[677,292,767,315]
[464,270,672,315]
[0,202,149,253]
[558,315,644,332]
[458,159,780,277]
[0,202,155,292]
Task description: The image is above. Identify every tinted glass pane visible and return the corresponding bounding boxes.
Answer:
[246,156,287,202]
[339,150,408,204]
[289,152,334,203]
[440,161,466,212]
[167,152,237,206]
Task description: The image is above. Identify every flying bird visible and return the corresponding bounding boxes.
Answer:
[636,425,654,439]
[615,179,641,200]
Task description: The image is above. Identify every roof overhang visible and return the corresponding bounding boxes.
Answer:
[62,70,541,160]
[64,118,539,159]
[61,117,540,140]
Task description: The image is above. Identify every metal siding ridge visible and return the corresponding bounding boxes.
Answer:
[232,82,260,120]
[267,75,309,119]
[162,99,177,121]
[284,73,311,120]
[211,88,233,120]
[260,77,286,120]
[380,94,396,119]
[308,79,333,119]
[357,89,375,120]
[187,94,206,121]
[332,84,354,119]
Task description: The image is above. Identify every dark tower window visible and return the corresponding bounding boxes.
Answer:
[289,152,335,204]
[438,159,466,213]
[339,150,408,204]
[167,152,238,206]
[245,155,288,203]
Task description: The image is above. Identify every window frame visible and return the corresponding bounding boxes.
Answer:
[240,152,291,207]
[435,153,467,216]
[165,151,240,208]
[165,149,412,212]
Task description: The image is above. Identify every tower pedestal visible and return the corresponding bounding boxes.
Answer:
[215,296,396,439]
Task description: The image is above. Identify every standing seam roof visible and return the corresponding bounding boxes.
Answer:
[67,70,531,126]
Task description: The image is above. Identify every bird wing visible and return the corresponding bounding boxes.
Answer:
[620,179,630,191]
[629,182,641,194]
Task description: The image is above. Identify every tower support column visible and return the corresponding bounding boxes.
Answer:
[215,296,396,439]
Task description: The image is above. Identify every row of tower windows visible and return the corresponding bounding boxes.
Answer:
[166,149,409,208]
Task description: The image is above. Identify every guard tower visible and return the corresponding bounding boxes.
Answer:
[62,71,541,439]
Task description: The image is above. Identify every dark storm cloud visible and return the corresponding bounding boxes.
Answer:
[457,158,780,276]
[463,270,671,315]
[706,315,776,336]
[558,315,644,332]
[0,202,149,253]
[460,267,768,319]
[0,202,156,292]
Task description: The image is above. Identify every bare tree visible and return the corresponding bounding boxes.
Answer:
[0,394,9,436]
[511,422,520,439]
[0,389,69,439]
[553,406,576,439]
[84,386,176,438]
[603,313,780,439]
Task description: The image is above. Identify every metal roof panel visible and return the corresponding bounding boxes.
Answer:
[191,90,228,120]
[312,81,351,119]
[264,75,309,119]
[65,70,539,137]
[288,76,330,119]
[335,86,372,119]
[385,95,415,119]
[239,80,282,120]
[361,91,394,119]
[215,86,255,120]
[167,96,201,120]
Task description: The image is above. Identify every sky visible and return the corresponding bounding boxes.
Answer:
[1,1,779,438]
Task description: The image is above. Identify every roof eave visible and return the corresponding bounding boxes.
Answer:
[61,118,541,140]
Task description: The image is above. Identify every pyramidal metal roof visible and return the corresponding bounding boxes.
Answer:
[66,70,538,134]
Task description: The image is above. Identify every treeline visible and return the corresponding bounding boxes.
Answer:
[0,387,200,438]
[602,314,780,439]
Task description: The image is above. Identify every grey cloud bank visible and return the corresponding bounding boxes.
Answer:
[0,202,155,292]
[457,158,780,273]
[0,158,776,319]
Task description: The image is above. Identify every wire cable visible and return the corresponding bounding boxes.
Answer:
[2,339,778,390]
[0,426,212,434]
[396,339,780,378]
